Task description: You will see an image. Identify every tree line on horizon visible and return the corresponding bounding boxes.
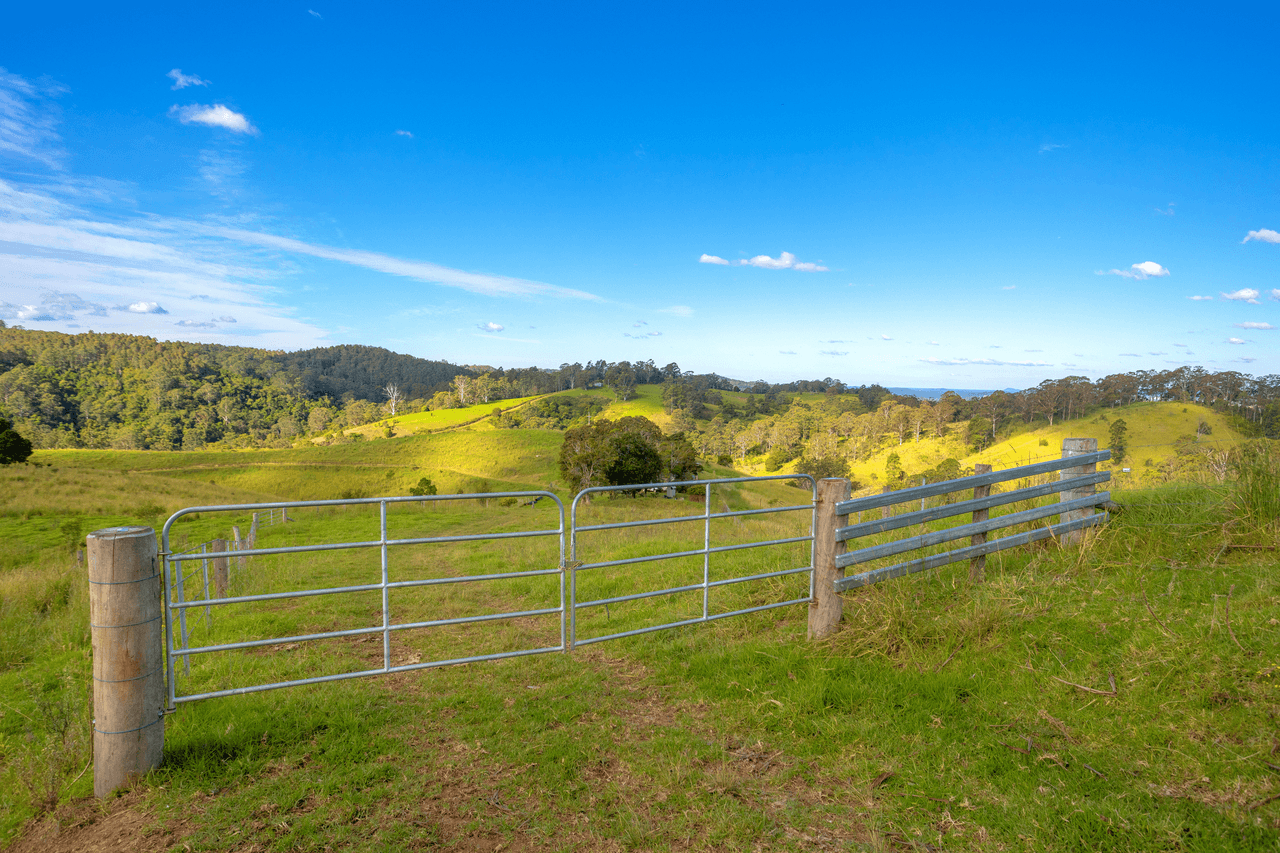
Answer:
[0,325,1277,453]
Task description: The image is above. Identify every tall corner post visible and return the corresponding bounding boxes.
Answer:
[87,526,164,798]
[808,478,852,641]
[1059,438,1098,546]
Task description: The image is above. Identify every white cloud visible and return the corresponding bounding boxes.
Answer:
[127,301,168,314]
[633,320,647,327]
[395,129,413,138]
[217,315,236,323]
[1174,343,1188,348]
[1235,357,1257,363]
[0,289,107,322]
[1270,289,1280,301]
[1188,295,1213,301]
[479,321,504,332]
[698,253,729,265]
[1002,285,1016,290]
[1242,228,1280,244]
[779,350,797,355]
[308,8,322,18]
[169,104,259,135]
[1228,337,1247,344]
[648,331,661,336]
[819,350,848,357]
[1038,143,1066,154]
[1098,261,1169,280]
[176,319,217,328]
[1235,321,1275,330]
[1221,288,1260,304]
[735,250,828,272]
[928,341,940,346]
[1154,203,1176,216]
[657,305,693,316]
[167,69,210,90]
[880,334,892,340]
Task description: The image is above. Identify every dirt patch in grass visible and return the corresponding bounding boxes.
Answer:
[8,789,194,853]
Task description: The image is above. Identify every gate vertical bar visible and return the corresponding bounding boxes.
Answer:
[175,552,190,677]
[200,545,211,629]
[380,500,390,670]
[162,544,176,711]
[702,481,711,620]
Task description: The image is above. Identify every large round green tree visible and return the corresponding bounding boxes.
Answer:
[0,418,32,465]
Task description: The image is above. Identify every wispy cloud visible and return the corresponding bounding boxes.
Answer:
[167,69,210,90]
[395,129,413,138]
[698,253,730,265]
[1221,288,1260,304]
[779,350,797,355]
[919,357,1051,367]
[1038,143,1067,154]
[1270,289,1280,301]
[176,319,216,328]
[169,104,259,135]
[308,9,323,18]
[1188,295,1213,301]
[1242,228,1280,244]
[1097,261,1169,280]
[880,334,892,341]
[1001,285,1016,290]
[1235,321,1275,330]
[657,305,693,316]
[203,226,602,300]
[0,67,66,168]
[819,350,848,357]
[1154,203,1176,216]
[479,321,503,332]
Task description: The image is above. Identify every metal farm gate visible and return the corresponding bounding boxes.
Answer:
[159,475,817,710]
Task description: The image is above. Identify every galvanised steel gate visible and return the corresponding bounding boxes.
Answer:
[160,476,816,710]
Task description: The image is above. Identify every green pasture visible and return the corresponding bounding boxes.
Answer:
[344,394,546,439]
[2,429,1279,850]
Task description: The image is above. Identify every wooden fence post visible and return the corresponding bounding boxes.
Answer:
[211,538,228,597]
[880,485,891,520]
[970,463,992,582]
[809,478,852,641]
[87,526,164,797]
[1059,438,1098,546]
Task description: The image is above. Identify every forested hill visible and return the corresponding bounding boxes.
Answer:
[279,344,468,402]
[0,327,474,450]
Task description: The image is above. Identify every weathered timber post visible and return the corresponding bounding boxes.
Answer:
[211,538,228,597]
[232,525,244,574]
[87,526,164,797]
[1059,438,1098,546]
[880,485,891,520]
[970,464,992,582]
[809,478,852,641]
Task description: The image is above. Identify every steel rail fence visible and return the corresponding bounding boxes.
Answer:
[832,450,1111,591]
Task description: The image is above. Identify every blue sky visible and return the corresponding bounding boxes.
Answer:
[1,3,1277,387]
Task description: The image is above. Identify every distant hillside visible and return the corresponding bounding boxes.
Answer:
[280,344,472,402]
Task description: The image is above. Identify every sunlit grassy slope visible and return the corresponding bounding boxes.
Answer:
[834,402,1248,493]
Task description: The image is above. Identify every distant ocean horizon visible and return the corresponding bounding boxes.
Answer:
[887,387,1018,400]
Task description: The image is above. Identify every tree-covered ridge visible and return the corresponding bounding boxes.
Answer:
[0,328,478,450]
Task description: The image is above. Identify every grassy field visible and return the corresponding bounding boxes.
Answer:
[2,425,1279,851]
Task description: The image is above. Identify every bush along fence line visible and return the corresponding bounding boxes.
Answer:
[85,442,1110,797]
